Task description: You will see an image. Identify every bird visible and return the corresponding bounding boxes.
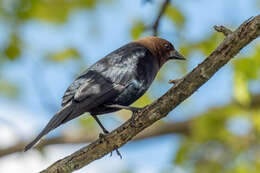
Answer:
[24,36,185,151]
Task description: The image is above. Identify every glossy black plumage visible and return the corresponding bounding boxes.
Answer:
[62,43,159,112]
[25,37,185,151]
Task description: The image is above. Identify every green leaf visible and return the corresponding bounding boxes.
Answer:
[0,79,19,98]
[4,34,21,60]
[234,71,251,106]
[78,113,96,131]
[132,93,152,107]
[165,5,185,28]
[131,21,145,39]
[18,0,97,23]
[234,58,259,80]
[196,33,223,56]
[47,48,80,62]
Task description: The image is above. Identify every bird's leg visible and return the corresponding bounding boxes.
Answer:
[92,114,109,134]
[105,104,141,112]
[105,104,142,128]
[92,115,122,158]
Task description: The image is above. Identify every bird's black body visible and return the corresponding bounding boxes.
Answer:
[25,43,159,151]
[25,36,185,151]
[63,43,159,114]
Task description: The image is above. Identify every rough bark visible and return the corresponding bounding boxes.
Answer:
[40,15,260,173]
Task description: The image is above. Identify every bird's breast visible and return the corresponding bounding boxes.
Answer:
[109,55,159,106]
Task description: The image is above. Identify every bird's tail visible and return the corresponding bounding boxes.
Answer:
[24,103,75,151]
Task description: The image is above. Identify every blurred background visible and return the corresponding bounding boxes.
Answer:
[0,0,260,172]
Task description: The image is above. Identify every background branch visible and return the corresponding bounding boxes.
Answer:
[40,15,260,173]
[152,0,171,36]
[0,121,190,157]
[2,93,260,158]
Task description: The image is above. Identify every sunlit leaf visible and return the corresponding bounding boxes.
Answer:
[18,0,97,23]
[132,93,152,107]
[234,71,251,106]
[251,110,260,133]
[195,33,223,56]
[0,79,19,98]
[4,34,21,60]
[47,48,80,62]
[179,45,192,58]
[234,58,259,80]
[131,21,145,39]
[78,113,96,130]
[165,5,185,28]
[174,138,191,164]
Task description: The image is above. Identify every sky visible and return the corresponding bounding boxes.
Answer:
[0,0,259,172]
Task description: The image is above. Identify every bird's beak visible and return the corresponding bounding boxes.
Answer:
[169,50,186,60]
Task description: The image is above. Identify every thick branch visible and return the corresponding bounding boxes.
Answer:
[41,15,260,173]
[0,121,190,158]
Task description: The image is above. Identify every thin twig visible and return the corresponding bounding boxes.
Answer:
[214,25,233,36]
[152,0,171,36]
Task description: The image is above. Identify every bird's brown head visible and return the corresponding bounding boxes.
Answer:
[134,36,185,67]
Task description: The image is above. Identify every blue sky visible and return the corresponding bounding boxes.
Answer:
[0,0,259,172]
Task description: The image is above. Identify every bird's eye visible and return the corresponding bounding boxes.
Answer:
[164,43,171,50]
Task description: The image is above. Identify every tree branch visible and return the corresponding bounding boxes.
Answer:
[2,93,260,158]
[0,121,190,158]
[213,25,233,36]
[41,15,260,173]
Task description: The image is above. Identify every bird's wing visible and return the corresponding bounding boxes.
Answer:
[61,42,149,107]
[73,75,127,109]
[62,70,127,107]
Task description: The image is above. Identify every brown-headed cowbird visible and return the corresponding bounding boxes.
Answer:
[25,36,185,151]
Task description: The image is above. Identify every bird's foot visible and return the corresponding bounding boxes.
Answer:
[110,145,122,159]
[129,111,143,128]
[98,131,109,145]
[98,132,122,159]
[168,78,183,85]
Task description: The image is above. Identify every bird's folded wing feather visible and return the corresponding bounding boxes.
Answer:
[73,77,126,109]
[62,71,126,108]
[61,43,149,107]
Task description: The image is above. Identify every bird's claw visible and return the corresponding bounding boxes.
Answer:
[98,132,109,143]
[110,146,122,159]
[99,132,122,159]
[129,112,142,128]
[130,107,141,113]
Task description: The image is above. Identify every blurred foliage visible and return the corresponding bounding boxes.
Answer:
[175,100,260,173]
[0,1,260,173]
[3,33,21,60]
[131,21,145,39]
[165,5,185,28]
[0,0,98,22]
[0,79,19,98]
[173,33,260,172]
[180,32,225,58]
[78,113,96,131]
[0,0,108,98]
[47,48,80,62]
